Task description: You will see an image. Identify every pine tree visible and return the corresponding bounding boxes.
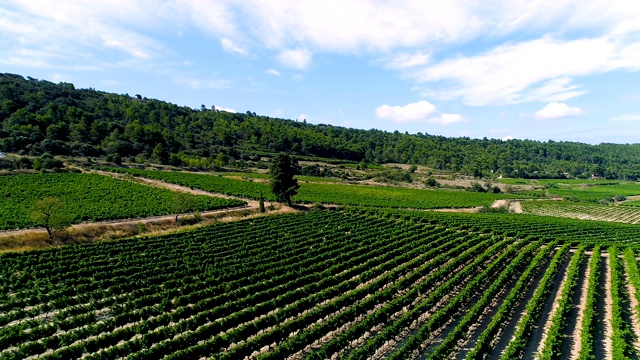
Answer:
[269,153,299,206]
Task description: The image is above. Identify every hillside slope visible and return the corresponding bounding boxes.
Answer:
[2,73,640,179]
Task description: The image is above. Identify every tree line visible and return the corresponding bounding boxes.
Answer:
[2,73,640,179]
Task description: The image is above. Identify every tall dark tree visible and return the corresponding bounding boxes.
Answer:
[270,153,300,206]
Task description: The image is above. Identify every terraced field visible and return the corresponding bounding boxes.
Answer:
[2,209,640,359]
[522,201,640,224]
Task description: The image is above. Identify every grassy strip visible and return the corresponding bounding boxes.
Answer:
[464,241,558,359]
[577,246,601,360]
[427,241,545,359]
[500,243,572,359]
[609,247,634,359]
[539,245,586,359]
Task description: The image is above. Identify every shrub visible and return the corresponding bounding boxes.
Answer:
[424,178,439,187]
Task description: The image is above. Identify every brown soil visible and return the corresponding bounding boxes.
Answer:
[521,251,572,359]
[533,250,577,358]
[509,201,523,213]
[489,254,555,359]
[602,253,614,360]
[623,259,640,354]
[569,252,594,359]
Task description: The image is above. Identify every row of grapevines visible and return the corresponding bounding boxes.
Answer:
[608,247,634,359]
[386,239,531,359]
[465,240,559,359]
[427,240,545,359]
[500,243,572,359]
[577,246,601,360]
[539,245,586,359]
[258,234,500,360]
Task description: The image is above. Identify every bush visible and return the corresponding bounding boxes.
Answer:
[468,182,487,193]
[378,170,412,183]
[614,194,627,202]
[424,178,440,187]
[33,153,63,170]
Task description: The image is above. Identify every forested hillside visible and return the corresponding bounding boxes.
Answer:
[2,73,640,179]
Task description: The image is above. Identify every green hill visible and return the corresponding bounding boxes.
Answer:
[2,73,640,179]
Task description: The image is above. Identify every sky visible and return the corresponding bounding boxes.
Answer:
[2,1,640,144]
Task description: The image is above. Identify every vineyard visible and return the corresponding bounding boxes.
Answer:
[522,200,640,224]
[0,173,245,230]
[2,209,640,359]
[101,167,514,209]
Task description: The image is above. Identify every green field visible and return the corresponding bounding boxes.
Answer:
[0,173,246,230]
[2,209,640,359]
[103,167,515,209]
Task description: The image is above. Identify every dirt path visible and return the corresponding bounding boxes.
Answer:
[623,259,640,354]
[520,252,572,359]
[568,254,591,359]
[602,253,614,360]
[532,251,577,359]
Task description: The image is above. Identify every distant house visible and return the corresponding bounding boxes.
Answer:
[0,152,5,158]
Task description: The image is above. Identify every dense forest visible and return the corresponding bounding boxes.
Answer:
[2,73,640,179]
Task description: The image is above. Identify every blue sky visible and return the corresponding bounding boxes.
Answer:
[2,1,640,144]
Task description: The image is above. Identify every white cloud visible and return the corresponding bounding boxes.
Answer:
[502,135,514,141]
[535,102,585,120]
[220,38,247,55]
[277,49,312,70]
[297,114,308,121]
[4,0,640,117]
[412,36,624,105]
[375,100,463,125]
[610,114,640,122]
[265,69,281,76]
[437,113,464,124]
[384,52,430,69]
[216,106,236,113]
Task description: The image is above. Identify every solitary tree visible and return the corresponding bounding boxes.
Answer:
[270,153,300,206]
[259,190,266,213]
[30,198,72,244]
[173,192,195,223]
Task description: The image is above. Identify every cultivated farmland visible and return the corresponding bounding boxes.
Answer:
[0,173,246,230]
[522,201,640,224]
[2,209,640,359]
[101,167,514,209]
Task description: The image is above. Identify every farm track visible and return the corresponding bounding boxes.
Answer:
[624,257,640,354]
[560,253,588,357]
[568,251,593,359]
[602,253,614,360]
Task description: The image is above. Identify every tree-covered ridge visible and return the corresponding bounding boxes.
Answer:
[2,73,640,179]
